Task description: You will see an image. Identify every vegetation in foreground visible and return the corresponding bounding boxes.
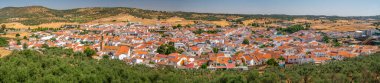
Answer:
[0,47,379,82]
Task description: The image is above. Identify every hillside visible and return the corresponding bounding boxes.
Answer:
[1,47,380,82]
[0,6,378,27]
[0,6,238,26]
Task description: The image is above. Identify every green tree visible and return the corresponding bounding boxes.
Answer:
[50,38,56,41]
[277,24,307,34]
[201,63,208,69]
[102,55,110,59]
[173,24,182,29]
[84,47,96,57]
[16,39,21,45]
[278,56,285,61]
[322,35,330,43]
[23,36,27,40]
[15,33,20,38]
[212,47,219,53]
[333,42,342,47]
[166,45,176,55]
[168,42,174,46]
[157,44,166,54]
[22,43,28,49]
[157,44,176,55]
[193,29,204,34]
[242,39,250,45]
[332,38,341,47]
[0,37,9,47]
[251,23,260,27]
[266,58,278,66]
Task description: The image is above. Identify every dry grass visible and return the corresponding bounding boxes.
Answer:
[0,47,11,57]
[88,14,158,25]
[242,19,271,26]
[1,22,78,29]
[1,32,30,39]
[163,17,195,26]
[312,24,375,32]
[243,19,255,25]
[205,20,230,27]
[88,14,196,25]
[88,14,231,26]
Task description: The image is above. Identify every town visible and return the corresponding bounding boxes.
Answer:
[3,18,380,70]
[2,0,380,82]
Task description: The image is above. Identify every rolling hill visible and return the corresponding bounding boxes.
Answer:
[0,6,378,27]
[0,6,237,26]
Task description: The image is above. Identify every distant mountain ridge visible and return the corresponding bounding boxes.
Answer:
[0,6,378,25]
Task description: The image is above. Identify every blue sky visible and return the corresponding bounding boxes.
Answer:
[0,0,379,16]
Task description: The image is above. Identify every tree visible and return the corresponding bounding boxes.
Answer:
[2,42,380,82]
[259,44,266,48]
[42,43,49,48]
[157,44,176,55]
[216,25,222,28]
[157,44,166,54]
[16,39,21,45]
[193,29,204,34]
[201,63,208,69]
[23,36,28,40]
[278,56,285,61]
[166,45,176,55]
[276,24,307,34]
[242,39,249,45]
[305,23,311,28]
[373,22,380,28]
[333,42,342,47]
[50,38,56,41]
[173,24,182,29]
[15,33,20,38]
[322,35,330,43]
[266,58,278,66]
[22,43,28,49]
[251,23,260,27]
[1,24,5,29]
[168,42,174,46]
[0,37,9,47]
[102,55,110,59]
[0,24,5,33]
[332,38,341,47]
[84,47,96,57]
[212,47,219,53]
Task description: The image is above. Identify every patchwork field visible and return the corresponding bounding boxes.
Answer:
[312,24,376,32]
